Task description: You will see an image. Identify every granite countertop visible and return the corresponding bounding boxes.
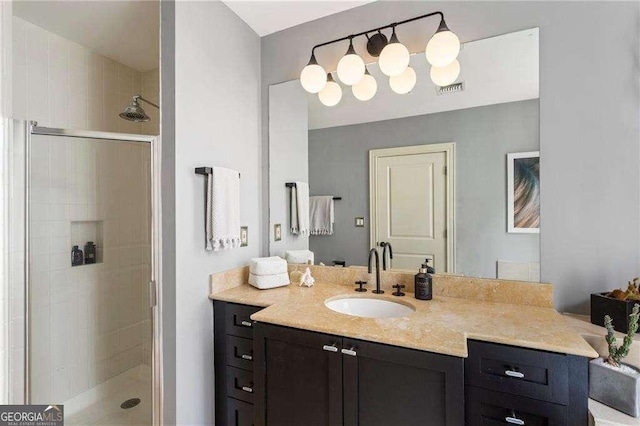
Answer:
[209,280,598,359]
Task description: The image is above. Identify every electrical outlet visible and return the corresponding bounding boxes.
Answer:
[274,224,282,241]
[240,226,248,247]
[355,217,365,227]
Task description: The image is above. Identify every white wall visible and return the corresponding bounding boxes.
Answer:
[261,1,640,313]
[268,80,309,256]
[172,2,261,424]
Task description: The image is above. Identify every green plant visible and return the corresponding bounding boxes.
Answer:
[604,303,639,367]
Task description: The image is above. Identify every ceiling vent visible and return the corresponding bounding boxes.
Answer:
[437,82,465,96]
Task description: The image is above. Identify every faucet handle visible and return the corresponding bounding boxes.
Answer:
[355,280,367,292]
[392,284,406,297]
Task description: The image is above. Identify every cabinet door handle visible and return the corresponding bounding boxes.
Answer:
[505,370,525,379]
[505,416,524,425]
[323,344,338,352]
[241,354,253,360]
[341,348,357,357]
[240,320,252,327]
[241,386,253,393]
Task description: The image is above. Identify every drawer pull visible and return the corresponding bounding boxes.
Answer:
[241,386,253,393]
[505,370,525,379]
[240,320,252,327]
[323,344,338,352]
[505,416,524,425]
[341,348,357,357]
[241,354,253,360]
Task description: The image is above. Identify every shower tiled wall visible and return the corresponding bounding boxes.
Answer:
[12,17,159,135]
[29,135,151,404]
[9,16,157,404]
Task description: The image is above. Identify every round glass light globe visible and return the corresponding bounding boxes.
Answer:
[352,74,377,101]
[430,60,460,87]
[337,54,366,86]
[300,63,327,93]
[425,30,461,67]
[389,66,416,94]
[318,80,342,107]
[378,42,410,77]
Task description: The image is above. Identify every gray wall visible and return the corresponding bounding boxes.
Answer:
[308,100,540,278]
[261,1,640,313]
[163,2,261,424]
[268,81,309,255]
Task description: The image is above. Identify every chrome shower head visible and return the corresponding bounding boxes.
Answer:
[119,95,159,122]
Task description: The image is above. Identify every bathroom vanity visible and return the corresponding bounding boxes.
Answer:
[210,272,597,426]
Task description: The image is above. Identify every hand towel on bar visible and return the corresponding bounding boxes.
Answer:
[290,181,309,236]
[250,256,288,276]
[309,196,334,235]
[206,167,240,251]
[285,250,315,265]
[248,272,290,289]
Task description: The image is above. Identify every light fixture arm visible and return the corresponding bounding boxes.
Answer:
[133,94,159,109]
[310,11,444,56]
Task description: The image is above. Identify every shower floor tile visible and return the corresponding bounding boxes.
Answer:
[65,364,152,425]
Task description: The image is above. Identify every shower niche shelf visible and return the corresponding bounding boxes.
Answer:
[71,220,104,266]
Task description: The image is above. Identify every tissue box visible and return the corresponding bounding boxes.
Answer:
[248,272,290,290]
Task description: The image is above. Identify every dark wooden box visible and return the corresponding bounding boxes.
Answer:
[590,293,639,334]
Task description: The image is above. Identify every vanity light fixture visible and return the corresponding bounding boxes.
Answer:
[352,67,378,101]
[337,38,366,85]
[299,11,462,106]
[318,73,343,107]
[389,66,417,94]
[300,53,328,93]
[429,59,461,87]
[378,27,410,77]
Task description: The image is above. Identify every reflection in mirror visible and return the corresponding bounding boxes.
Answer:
[269,28,540,281]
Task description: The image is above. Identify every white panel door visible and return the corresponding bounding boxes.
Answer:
[371,145,452,272]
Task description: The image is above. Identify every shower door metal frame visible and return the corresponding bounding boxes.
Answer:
[24,122,164,425]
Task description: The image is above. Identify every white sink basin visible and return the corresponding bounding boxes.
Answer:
[325,297,415,319]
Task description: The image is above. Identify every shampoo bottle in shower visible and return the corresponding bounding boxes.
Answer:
[71,245,84,267]
[84,241,96,264]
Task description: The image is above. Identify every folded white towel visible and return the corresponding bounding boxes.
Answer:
[249,272,290,289]
[309,196,334,235]
[205,167,240,251]
[285,250,314,265]
[290,182,309,236]
[250,256,288,276]
[206,167,241,251]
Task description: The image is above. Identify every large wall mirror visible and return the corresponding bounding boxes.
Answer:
[268,28,540,281]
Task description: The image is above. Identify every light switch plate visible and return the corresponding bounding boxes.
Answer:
[274,224,282,241]
[240,226,248,247]
[355,217,365,227]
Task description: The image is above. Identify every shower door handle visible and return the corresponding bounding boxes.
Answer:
[149,280,157,308]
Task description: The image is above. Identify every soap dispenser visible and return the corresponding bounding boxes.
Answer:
[414,263,432,300]
[71,245,84,267]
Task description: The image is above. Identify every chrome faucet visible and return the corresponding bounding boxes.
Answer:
[379,242,393,270]
[368,248,384,294]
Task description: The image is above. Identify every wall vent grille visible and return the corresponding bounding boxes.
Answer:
[437,82,465,96]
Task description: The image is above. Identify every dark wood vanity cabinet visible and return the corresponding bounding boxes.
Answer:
[214,302,589,426]
[253,323,464,426]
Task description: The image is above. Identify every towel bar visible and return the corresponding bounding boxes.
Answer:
[195,167,241,178]
[286,182,341,200]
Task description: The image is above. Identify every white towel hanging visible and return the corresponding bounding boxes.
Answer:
[290,182,309,236]
[206,167,241,251]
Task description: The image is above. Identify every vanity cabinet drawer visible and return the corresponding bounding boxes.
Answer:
[225,303,262,339]
[466,386,567,425]
[226,397,254,426]
[227,335,254,371]
[227,366,254,404]
[465,340,569,405]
